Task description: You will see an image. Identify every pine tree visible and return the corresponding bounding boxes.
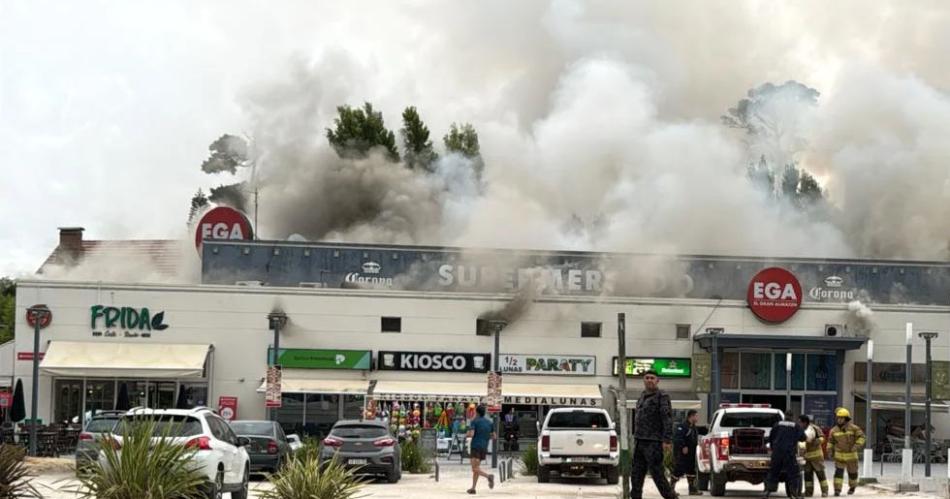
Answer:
[326,103,400,162]
[401,107,437,172]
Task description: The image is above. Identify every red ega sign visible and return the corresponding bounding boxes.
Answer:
[747,267,802,323]
[194,206,253,253]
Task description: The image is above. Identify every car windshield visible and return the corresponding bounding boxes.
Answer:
[230,422,274,436]
[547,411,609,429]
[118,415,203,437]
[719,412,782,428]
[331,425,389,439]
[84,417,119,433]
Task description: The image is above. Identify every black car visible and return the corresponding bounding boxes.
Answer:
[320,420,401,483]
[229,420,294,473]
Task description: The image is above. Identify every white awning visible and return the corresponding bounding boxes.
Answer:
[503,383,602,406]
[256,378,369,395]
[40,341,210,378]
[854,393,950,413]
[371,381,486,402]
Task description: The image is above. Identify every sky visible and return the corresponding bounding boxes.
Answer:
[2,0,950,278]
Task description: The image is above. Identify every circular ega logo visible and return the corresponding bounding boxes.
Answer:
[747,267,802,323]
[194,206,254,253]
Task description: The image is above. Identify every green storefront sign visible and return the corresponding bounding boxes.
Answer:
[612,357,692,378]
[268,348,372,370]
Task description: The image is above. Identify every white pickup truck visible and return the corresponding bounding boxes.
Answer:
[697,404,804,497]
[536,408,619,484]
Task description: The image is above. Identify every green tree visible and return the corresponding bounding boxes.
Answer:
[0,278,15,344]
[201,134,249,174]
[326,103,400,162]
[400,107,437,172]
[187,189,209,224]
[443,122,484,179]
[724,81,824,208]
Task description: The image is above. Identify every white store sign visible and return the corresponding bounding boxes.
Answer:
[499,354,596,376]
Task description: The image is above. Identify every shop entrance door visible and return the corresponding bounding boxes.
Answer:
[149,382,177,409]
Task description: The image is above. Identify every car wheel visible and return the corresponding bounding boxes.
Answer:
[606,466,619,485]
[206,469,224,499]
[231,466,250,499]
[387,461,400,483]
[710,472,727,497]
[538,465,551,483]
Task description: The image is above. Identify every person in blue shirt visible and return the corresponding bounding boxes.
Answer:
[466,405,496,494]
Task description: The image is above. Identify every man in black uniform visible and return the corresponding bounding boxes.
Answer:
[631,370,678,499]
[766,411,805,499]
[672,409,702,495]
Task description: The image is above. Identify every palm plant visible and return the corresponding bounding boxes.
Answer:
[75,418,207,499]
[260,454,364,499]
[0,444,39,498]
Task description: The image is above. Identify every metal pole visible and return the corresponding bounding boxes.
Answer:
[710,331,720,417]
[29,311,42,457]
[785,353,792,412]
[863,340,874,479]
[920,332,937,478]
[618,313,630,499]
[901,323,913,483]
[492,329,500,469]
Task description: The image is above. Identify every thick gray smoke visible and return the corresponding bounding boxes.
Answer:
[232,1,950,262]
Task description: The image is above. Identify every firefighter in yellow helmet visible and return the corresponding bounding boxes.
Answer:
[799,414,829,497]
[828,408,865,496]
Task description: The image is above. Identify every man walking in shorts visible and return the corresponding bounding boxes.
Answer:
[467,405,496,494]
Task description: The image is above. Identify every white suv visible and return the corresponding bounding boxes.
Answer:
[105,407,251,499]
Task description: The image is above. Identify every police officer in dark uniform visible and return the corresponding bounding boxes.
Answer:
[766,411,806,499]
[672,409,702,495]
[631,369,679,499]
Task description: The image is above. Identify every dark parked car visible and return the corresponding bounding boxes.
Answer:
[75,411,124,469]
[320,420,401,483]
[229,420,293,473]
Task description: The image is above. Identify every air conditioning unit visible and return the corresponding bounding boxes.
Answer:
[235,280,263,287]
[825,324,845,337]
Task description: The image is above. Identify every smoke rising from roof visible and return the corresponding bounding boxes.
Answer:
[230,2,950,262]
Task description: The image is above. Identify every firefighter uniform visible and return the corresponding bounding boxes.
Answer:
[767,420,805,498]
[802,423,829,497]
[829,409,865,496]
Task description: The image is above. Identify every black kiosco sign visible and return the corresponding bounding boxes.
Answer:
[378,351,490,373]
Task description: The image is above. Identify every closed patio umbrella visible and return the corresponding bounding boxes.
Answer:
[114,383,130,412]
[10,379,25,423]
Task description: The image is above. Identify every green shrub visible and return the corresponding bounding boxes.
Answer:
[0,445,39,498]
[75,418,206,499]
[519,444,538,476]
[295,436,322,463]
[260,454,364,499]
[400,439,431,474]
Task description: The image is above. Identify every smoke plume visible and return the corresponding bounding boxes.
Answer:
[846,300,875,336]
[231,1,950,262]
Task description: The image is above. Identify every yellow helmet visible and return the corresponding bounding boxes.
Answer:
[836,408,851,419]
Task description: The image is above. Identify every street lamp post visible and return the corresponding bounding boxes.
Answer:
[488,320,506,469]
[267,312,287,420]
[901,323,914,487]
[863,340,874,480]
[26,306,49,458]
[707,328,723,419]
[785,353,792,412]
[919,332,938,478]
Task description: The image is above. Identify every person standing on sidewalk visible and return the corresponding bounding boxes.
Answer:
[800,415,829,497]
[829,408,865,496]
[765,411,805,499]
[630,370,679,499]
[671,409,702,495]
[466,405,495,494]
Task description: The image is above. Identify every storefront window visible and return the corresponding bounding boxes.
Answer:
[807,354,837,391]
[84,380,116,417]
[740,353,771,389]
[179,384,208,408]
[54,379,83,424]
[343,395,364,419]
[275,393,305,437]
[720,352,739,389]
[305,394,338,438]
[773,353,805,390]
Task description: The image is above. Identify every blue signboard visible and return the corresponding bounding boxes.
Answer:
[804,394,838,429]
[202,240,950,305]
